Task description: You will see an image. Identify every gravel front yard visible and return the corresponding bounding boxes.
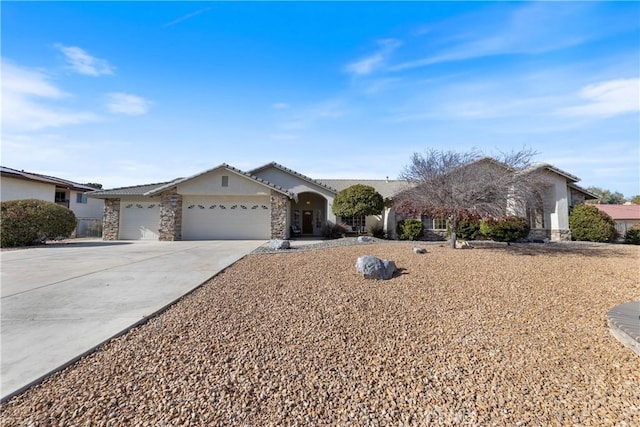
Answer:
[2,242,639,426]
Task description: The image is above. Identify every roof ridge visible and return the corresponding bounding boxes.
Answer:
[91,179,182,194]
[224,163,294,197]
[141,164,294,198]
[251,161,339,193]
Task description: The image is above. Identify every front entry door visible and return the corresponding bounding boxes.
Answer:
[302,210,313,234]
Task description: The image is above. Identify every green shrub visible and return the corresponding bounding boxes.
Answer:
[396,219,424,241]
[569,205,616,243]
[624,224,640,245]
[1,199,77,247]
[321,221,348,239]
[368,224,386,239]
[332,185,384,218]
[452,219,481,240]
[480,216,530,243]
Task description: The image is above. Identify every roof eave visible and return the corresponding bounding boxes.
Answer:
[250,162,339,194]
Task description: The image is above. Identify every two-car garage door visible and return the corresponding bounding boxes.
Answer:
[118,196,271,240]
[181,196,270,240]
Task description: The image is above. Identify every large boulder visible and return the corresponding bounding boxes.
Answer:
[355,255,397,280]
[267,239,290,250]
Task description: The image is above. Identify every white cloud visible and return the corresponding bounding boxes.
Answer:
[556,78,640,118]
[55,44,115,76]
[106,92,152,116]
[272,102,290,110]
[275,99,347,131]
[345,38,402,76]
[164,6,215,27]
[1,60,101,131]
[390,3,617,71]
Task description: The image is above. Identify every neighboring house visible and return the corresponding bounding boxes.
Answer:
[88,160,595,242]
[0,166,104,237]
[593,204,640,237]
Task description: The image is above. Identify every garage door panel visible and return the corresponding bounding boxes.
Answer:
[182,196,270,240]
[120,202,160,240]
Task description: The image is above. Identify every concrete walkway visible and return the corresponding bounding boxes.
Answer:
[1,240,264,401]
[607,301,640,356]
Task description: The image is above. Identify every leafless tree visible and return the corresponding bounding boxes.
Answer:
[395,147,548,248]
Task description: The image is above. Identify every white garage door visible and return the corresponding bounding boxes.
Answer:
[119,201,161,240]
[182,196,270,240]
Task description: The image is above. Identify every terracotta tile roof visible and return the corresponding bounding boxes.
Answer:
[593,204,640,220]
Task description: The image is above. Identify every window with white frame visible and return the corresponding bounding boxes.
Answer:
[422,215,447,230]
[76,193,88,204]
[341,216,365,232]
[221,176,229,187]
[433,218,447,230]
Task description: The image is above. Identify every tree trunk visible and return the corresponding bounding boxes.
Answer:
[450,215,457,249]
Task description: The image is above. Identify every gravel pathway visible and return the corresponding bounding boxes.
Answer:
[1,242,638,425]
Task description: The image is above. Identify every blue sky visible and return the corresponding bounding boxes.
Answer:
[2,1,639,197]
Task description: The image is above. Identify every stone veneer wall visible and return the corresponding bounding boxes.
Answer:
[103,198,120,240]
[270,190,288,239]
[551,229,572,242]
[528,228,551,241]
[159,189,182,241]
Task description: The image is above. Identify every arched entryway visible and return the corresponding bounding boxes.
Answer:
[291,192,328,236]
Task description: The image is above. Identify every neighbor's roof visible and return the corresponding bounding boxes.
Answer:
[0,166,98,192]
[317,179,410,199]
[593,204,640,220]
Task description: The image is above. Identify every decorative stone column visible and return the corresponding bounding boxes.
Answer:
[551,229,571,242]
[159,189,182,241]
[103,199,120,240]
[270,190,288,239]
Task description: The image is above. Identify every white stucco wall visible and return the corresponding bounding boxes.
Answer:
[178,169,272,196]
[69,190,104,219]
[536,173,571,240]
[0,177,55,202]
[253,167,337,224]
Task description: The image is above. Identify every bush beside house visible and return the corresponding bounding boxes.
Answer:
[453,219,482,241]
[480,216,531,243]
[321,221,348,239]
[624,224,640,245]
[1,199,77,247]
[396,219,424,241]
[569,205,617,243]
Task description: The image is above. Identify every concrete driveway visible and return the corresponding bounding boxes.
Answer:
[0,239,264,401]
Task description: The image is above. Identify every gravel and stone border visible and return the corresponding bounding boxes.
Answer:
[1,242,638,425]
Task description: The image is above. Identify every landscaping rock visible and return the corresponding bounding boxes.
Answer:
[2,243,638,426]
[357,236,373,243]
[267,239,290,250]
[355,255,397,280]
[413,247,427,254]
[455,241,473,249]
